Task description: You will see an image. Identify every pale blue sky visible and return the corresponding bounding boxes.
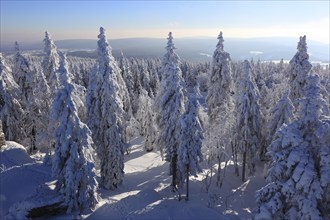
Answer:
[1,1,329,43]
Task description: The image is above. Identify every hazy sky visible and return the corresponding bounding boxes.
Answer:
[1,1,329,44]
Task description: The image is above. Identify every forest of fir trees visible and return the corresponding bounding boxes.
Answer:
[0,27,329,219]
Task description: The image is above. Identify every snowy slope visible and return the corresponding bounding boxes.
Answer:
[0,142,52,218]
[0,139,267,219]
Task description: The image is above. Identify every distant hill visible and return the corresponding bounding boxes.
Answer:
[1,37,329,62]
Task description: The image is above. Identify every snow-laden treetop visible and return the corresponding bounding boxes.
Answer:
[166,32,176,52]
[97,27,116,70]
[299,74,329,122]
[57,52,71,86]
[43,31,58,54]
[14,42,20,54]
[297,35,307,54]
[216,31,224,51]
[161,32,181,78]
[290,35,311,72]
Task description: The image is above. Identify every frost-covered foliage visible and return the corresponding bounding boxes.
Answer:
[119,52,134,112]
[12,42,34,109]
[0,53,25,142]
[51,53,98,213]
[155,32,185,189]
[268,91,294,141]
[137,91,157,152]
[205,32,234,185]
[234,60,264,181]
[256,74,330,220]
[177,93,203,194]
[30,65,51,152]
[206,32,233,122]
[288,35,312,104]
[95,28,130,114]
[41,31,60,92]
[87,27,125,190]
[12,42,39,151]
[183,63,202,98]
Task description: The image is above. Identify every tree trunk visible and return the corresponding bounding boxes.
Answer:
[216,155,221,187]
[242,151,246,182]
[231,141,239,176]
[30,125,36,154]
[186,165,189,201]
[171,153,178,191]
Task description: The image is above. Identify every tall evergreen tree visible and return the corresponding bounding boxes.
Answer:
[268,91,294,141]
[12,42,37,151]
[86,27,125,189]
[0,53,24,142]
[256,74,330,220]
[155,32,185,190]
[234,60,263,182]
[206,32,234,186]
[177,93,203,200]
[12,42,34,109]
[42,31,60,92]
[31,65,51,153]
[51,53,98,213]
[288,35,312,104]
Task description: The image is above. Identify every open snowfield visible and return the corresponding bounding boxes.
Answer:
[0,139,267,219]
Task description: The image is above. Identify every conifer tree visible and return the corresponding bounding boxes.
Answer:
[235,60,263,182]
[42,31,60,92]
[51,53,98,213]
[256,74,330,220]
[12,42,34,109]
[12,42,37,152]
[268,91,294,140]
[0,53,24,142]
[177,93,203,200]
[156,32,185,190]
[288,35,312,104]
[86,27,125,189]
[206,32,234,185]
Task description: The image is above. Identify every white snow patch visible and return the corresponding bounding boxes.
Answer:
[250,51,264,55]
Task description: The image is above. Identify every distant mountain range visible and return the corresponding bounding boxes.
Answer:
[1,37,329,62]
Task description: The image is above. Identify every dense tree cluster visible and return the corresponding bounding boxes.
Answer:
[1,30,329,217]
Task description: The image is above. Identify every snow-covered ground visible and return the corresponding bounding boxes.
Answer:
[0,138,267,219]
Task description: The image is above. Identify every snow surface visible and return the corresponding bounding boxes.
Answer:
[0,138,267,219]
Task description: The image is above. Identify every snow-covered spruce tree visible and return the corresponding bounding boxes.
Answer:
[206,31,233,122]
[288,35,312,106]
[205,32,234,186]
[95,28,130,114]
[137,90,157,152]
[184,63,201,98]
[177,93,203,200]
[12,42,38,152]
[0,53,25,142]
[255,74,330,220]
[155,32,185,190]
[31,65,52,153]
[234,60,263,182]
[148,59,160,97]
[86,27,125,189]
[119,51,134,110]
[51,53,98,213]
[12,42,34,109]
[268,91,294,141]
[41,31,60,93]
